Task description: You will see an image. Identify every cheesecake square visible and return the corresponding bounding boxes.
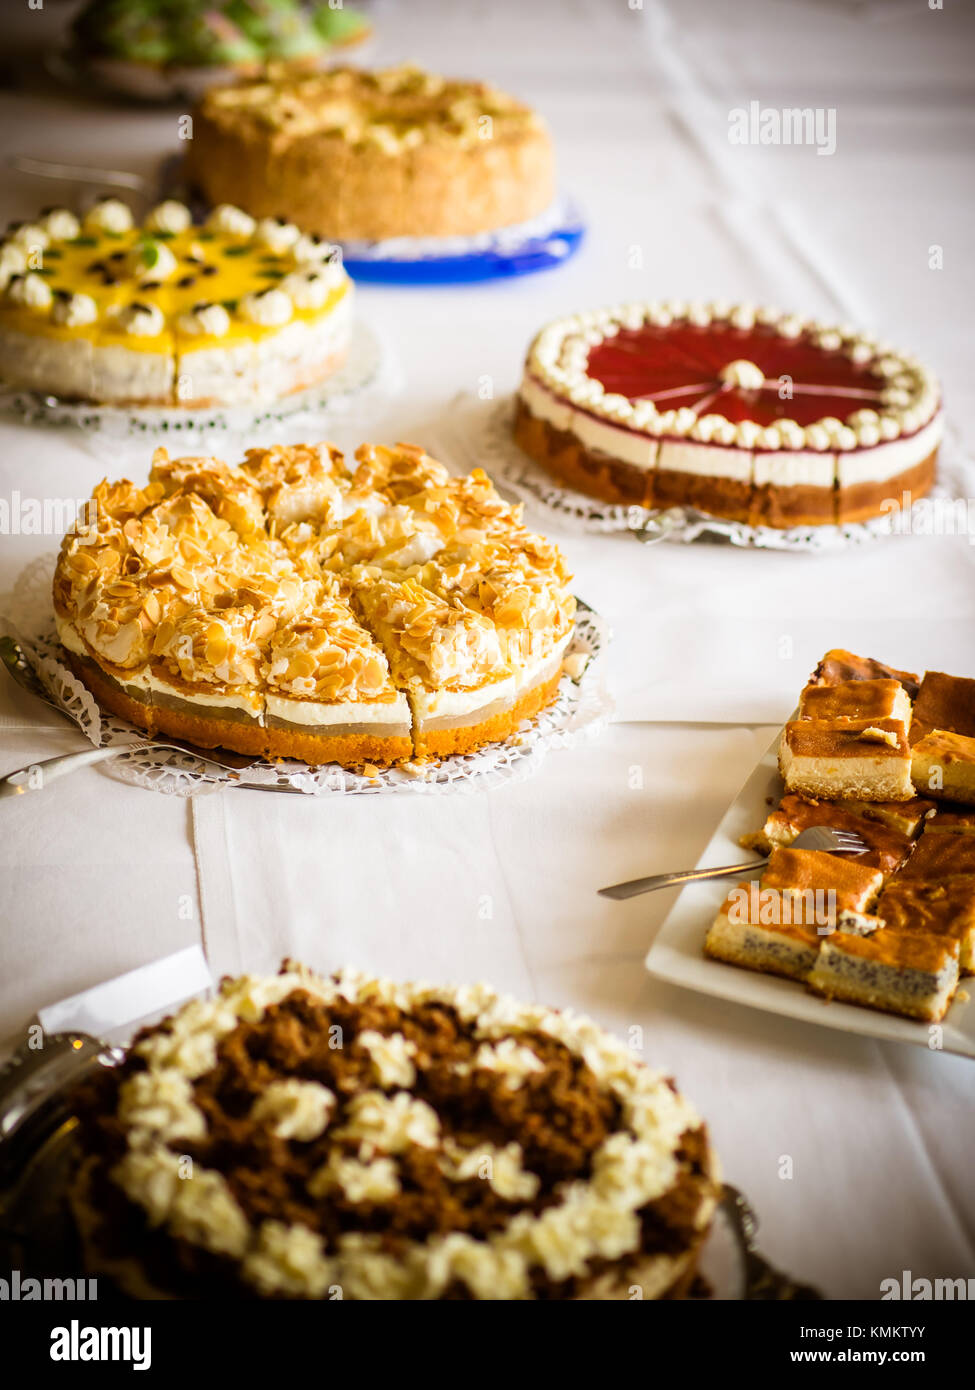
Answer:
[878,880,975,974]
[798,678,912,730]
[895,830,975,882]
[779,718,914,802]
[911,730,975,806]
[705,882,822,981]
[910,670,975,744]
[808,928,959,1022]
[834,797,935,838]
[740,794,913,875]
[761,847,884,921]
[809,649,919,699]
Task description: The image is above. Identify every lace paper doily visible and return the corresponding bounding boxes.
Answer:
[2,556,611,798]
[467,396,969,552]
[0,321,391,445]
[339,194,583,263]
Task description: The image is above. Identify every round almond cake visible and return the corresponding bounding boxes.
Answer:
[53,442,576,765]
[515,301,942,527]
[0,199,351,407]
[69,963,719,1300]
[185,64,556,242]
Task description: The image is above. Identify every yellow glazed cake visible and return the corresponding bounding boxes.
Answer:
[52,442,576,766]
[0,199,352,407]
[185,64,556,241]
[69,963,720,1300]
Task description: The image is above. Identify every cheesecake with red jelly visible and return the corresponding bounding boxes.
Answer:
[515,303,941,527]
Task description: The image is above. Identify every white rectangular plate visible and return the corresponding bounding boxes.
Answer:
[645,729,975,1058]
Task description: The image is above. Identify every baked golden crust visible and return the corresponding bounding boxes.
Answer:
[761,847,883,911]
[896,830,975,882]
[808,929,958,1022]
[67,652,413,765]
[186,65,555,241]
[910,670,975,744]
[877,880,975,973]
[835,450,938,525]
[911,730,975,806]
[742,793,914,875]
[811,649,920,696]
[814,926,957,972]
[412,669,562,759]
[798,679,909,726]
[513,397,652,506]
[783,718,909,761]
[515,398,940,531]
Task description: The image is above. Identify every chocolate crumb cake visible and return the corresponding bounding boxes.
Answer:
[52,442,576,766]
[69,965,720,1300]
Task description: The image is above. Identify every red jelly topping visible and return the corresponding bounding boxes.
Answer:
[585,323,885,429]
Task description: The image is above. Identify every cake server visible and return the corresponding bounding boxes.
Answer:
[7,154,148,195]
[598,825,868,900]
[0,635,260,796]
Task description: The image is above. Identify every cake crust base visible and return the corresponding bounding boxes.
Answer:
[514,397,940,528]
[411,669,562,758]
[66,650,562,770]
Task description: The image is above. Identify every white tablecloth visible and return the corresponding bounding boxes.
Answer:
[1,0,973,1300]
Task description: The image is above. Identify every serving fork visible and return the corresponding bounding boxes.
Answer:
[598,824,869,900]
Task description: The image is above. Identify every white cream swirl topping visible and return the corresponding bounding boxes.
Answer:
[0,243,28,288]
[7,272,52,310]
[40,207,80,240]
[282,268,333,310]
[524,300,941,448]
[84,198,134,234]
[128,237,179,282]
[255,218,301,254]
[118,301,165,336]
[206,204,256,238]
[178,302,231,337]
[8,222,49,253]
[92,964,712,1301]
[145,200,192,235]
[239,288,293,326]
[51,291,98,327]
